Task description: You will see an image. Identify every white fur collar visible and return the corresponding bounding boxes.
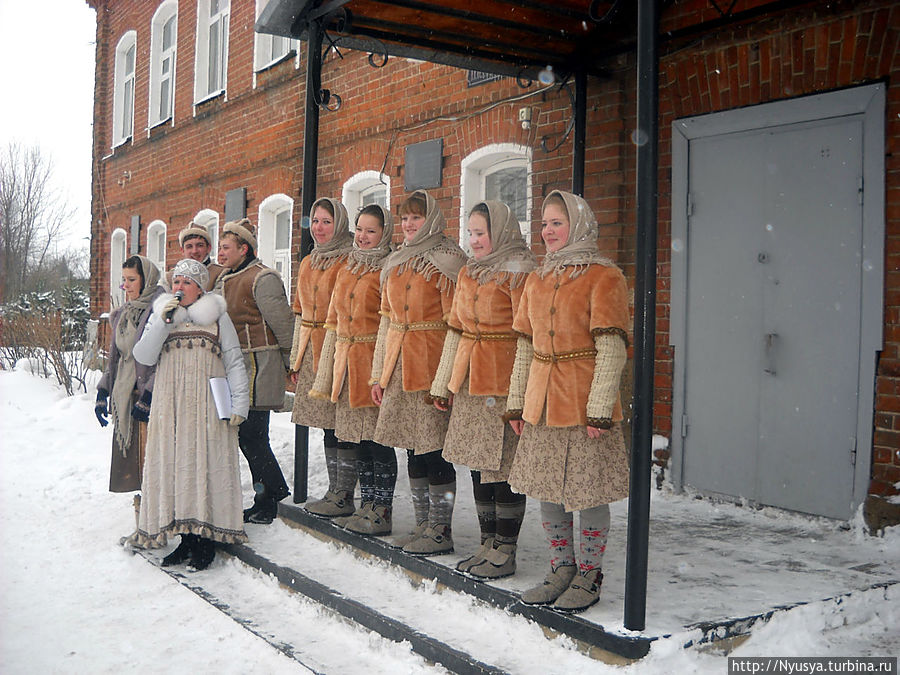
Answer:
[153,292,226,326]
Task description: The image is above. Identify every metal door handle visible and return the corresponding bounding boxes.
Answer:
[764,332,778,375]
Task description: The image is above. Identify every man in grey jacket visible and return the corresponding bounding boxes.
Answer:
[213,218,294,524]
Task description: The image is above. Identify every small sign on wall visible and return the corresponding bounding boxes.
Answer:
[225,188,247,223]
[405,139,443,191]
[130,215,140,254]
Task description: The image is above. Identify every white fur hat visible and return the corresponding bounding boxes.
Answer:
[178,223,213,247]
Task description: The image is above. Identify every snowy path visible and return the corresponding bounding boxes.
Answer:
[1,365,898,673]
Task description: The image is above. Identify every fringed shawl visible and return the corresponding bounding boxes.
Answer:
[465,200,536,289]
[537,190,617,279]
[380,190,466,293]
[308,197,354,271]
[346,204,394,274]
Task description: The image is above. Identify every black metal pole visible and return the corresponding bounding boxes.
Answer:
[293,19,323,505]
[572,67,587,196]
[624,0,659,632]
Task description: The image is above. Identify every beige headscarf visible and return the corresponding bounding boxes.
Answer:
[113,255,160,455]
[120,255,162,329]
[380,190,467,291]
[308,197,354,270]
[346,204,394,274]
[537,190,616,279]
[465,200,536,289]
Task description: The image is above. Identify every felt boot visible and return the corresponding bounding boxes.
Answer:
[456,537,494,573]
[346,504,392,536]
[403,523,453,556]
[305,489,355,517]
[391,520,428,549]
[520,564,577,605]
[469,542,517,579]
[162,534,196,567]
[552,569,603,613]
[334,502,373,528]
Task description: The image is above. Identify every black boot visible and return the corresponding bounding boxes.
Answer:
[243,482,288,524]
[162,534,196,567]
[189,537,216,571]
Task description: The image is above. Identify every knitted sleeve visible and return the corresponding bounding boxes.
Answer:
[503,336,533,420]
[429,329,461,403]
[368,314,391,386]
[309,328,336,400]
[289,315,304,371]
[586,332,627,429]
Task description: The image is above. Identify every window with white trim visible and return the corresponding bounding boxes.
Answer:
[110,228,128,306]
[147,220,167,272]
[459,145,532,249]
[192,209,219,259]
[149,2,178,127]
[342,171,390,230]
[254,0,293,72]
[258,194,293,295]
[194,0,230,103]
[112,32,137,147]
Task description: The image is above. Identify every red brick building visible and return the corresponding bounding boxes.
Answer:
[87,0,899,527]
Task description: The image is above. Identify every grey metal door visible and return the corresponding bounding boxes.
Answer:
[682,117,863,519]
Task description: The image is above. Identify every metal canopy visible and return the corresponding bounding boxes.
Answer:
[257,0,636,78]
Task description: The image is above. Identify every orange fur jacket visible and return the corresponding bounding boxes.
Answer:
[513,264,629,427]
[291,255,346,372]
[378,266,454,392]
[326,266,381,408]
[447,272,523,396]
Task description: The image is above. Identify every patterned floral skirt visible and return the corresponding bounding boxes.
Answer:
[334,384,379,444]
[507,418,629,512]
[373,356,449,454]
[442,376,518,483]
[291,348,336,429]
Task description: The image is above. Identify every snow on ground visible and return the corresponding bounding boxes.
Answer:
[1,365,898,673]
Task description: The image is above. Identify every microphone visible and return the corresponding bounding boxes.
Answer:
[164,291,184,323]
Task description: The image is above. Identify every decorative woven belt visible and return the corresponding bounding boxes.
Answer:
[461,331,517,342]
[336,334,377,344]
[534,348,596,363]
[301,319,326,328]
[391,320,447,332]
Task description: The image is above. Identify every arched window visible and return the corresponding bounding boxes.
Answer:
[254,0,293,74]
[112,31,137,148]
[258,194,293,296]
[459,144,532,249]
[192,209,219,258]
[149,1,178,127]
[342,170,390,229]
[194,0,230,103]
[109,228,128,307]
[146,220,167,272]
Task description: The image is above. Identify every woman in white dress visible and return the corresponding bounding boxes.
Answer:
[131,258,250,570]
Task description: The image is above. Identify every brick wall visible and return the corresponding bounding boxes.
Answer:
[87,0,898,515]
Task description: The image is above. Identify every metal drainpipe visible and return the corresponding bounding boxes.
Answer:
[625,0,658,632]
[293,18,323,505]
[573,67,587,197]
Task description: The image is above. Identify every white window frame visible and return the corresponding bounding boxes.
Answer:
[459,144,532,249]
[253,0,294,81]
[258,194,294,296]
[192,208,219,259]
[194,0,230,105]
[342,170,391,230]
[146,220,168,272]
[148,1,178,129]
[112,31,137,148]
[110,228,128,307]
